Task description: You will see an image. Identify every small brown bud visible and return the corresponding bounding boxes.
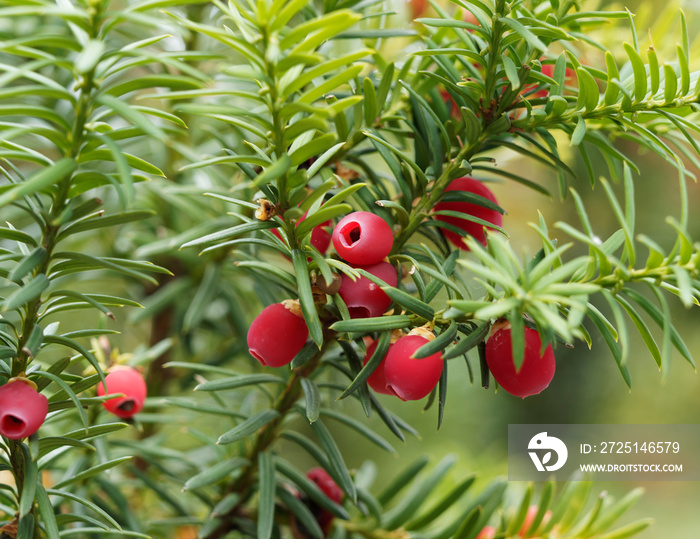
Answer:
[254,199,277,221]
[334,162,360,180]
[314,273,341,295]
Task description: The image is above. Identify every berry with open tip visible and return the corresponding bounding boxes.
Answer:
[485,321,555,398]
[0,380,48,439]
[97,366,147,418]
[247,301,309,367]
[339,261,397,319]
[383,334,443,401]
[433,177,502,250]
[332,212,393,265]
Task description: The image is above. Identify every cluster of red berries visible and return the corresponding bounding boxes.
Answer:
[248,211,397,368]
[332,211,396,318]
[249,183,555,400]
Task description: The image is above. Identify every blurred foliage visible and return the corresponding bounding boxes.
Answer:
[0,0,699,538]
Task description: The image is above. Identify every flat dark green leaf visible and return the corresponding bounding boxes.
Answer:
[58,210,155,240]
[499,17,547,52]
[587,306,631,388]
[301,378,321,423]
[330,315,411,333]
[311,419,356,502]
[0,158,76,208]
[381,286,435,320]
[292,249,323,347]
[406,473,476,530]
[257,452,276,539]
[382,455,456,529]
[34,483,59,539]
[277,486,324,538]
[274,457,350,520]
[623,43,647,102]
[195,374,285,392]
[8,247,46,283]
[442,322,490,360]
[338,331,391,400]
[377,455,429,505]
[19,444,38,517]
[52,457,132,489]
[414,320,457,359]
[180,221,278,249]
[1,274,49,312]
[217,410,280,445]
[184,458,249,491]
[46,489,122,531]
[320,408,395,454]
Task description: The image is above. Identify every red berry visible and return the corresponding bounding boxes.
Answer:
[407,0,428,19]
[307,468,343,504]
[439,88,461,119]
[247,302,309,367]
[272,211,331,254]
[97,366,147,418]
[339,261,397,319]
[332,212,393,265]
[462,9,479,26]
[363,340,394,395]
[485,323,555,398]
[0,380,48,439]
[433,177,502,250]
[383,335,443,401]
[476,526,497,539]
[306,467,344,536]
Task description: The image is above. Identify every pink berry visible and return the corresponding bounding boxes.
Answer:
[247,302,309,367]
[383,335,443,401]
[485,323,556,398]
[363,340,394,395]
[518,505,552,537]
[0,380,48,439]
[433,177,502,250]
[407,0,428,19]
[332,212,393,265]
[476,526,497,539]
[97,366,147,418]
[339,261,397,319]
[272,211,331,254]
